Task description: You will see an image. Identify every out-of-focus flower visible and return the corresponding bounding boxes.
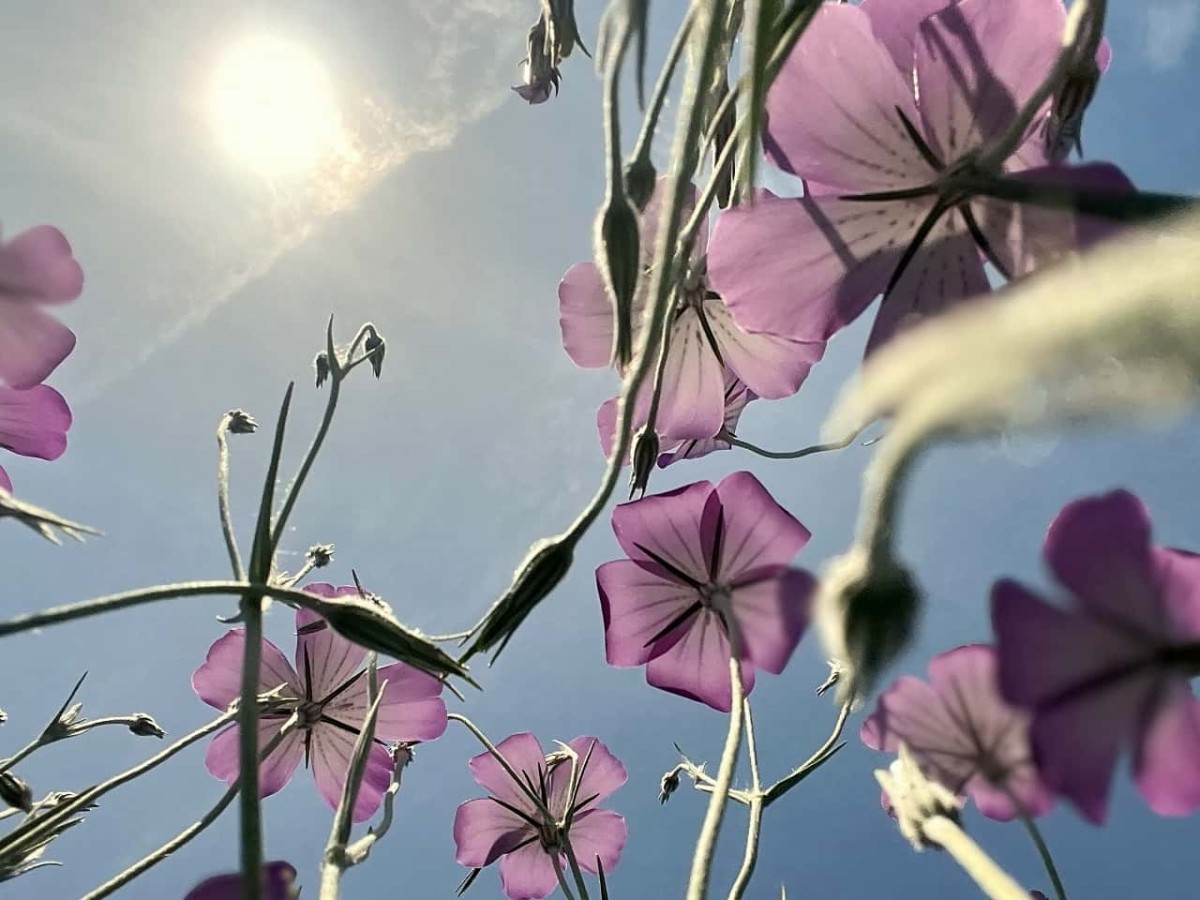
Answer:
[992,490,1200,823]
[708,0,1129,357]
[862,644,1053,821]
[562,179,822,442]
[875,743,964,851]
[453,733,627,900]
[0,226,83,389]
[0,386,72,492]
[192,590,448,822]
[597,472,815,711]
[183,861,300,900]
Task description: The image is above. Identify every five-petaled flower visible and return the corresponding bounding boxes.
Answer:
[183,861,300,900]
[560,179,823,443]
[708,0,1130,357]
[597,471,815,711]
[192,584,448,822]
[992,490,1200,823]
[862,644,1053,821]
[0,385,72,493]
[0,226,83,389]
[453,732,627,900]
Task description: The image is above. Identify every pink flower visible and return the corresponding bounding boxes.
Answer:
[596,471,815,711]
[560,180,823,442]
[0,385,72,493]
[992,491,1200,823]
[861,644,1053,821]
[595,371,754,468]
[191,585,448,823]
[0,226,83,389]
[183,862,299,900]
[707,0,1130,355]
[453,733,627,900]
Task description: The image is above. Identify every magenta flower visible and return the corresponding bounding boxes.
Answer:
[597,471,815,711]
[596,371,754,468]
[0,226,83,389]
[184,862,299,900]
[707,0,1130,354]
[560,180,823,441]
[861,644,1053,821]
[0,385,72,492]
[992,490,1200,823]
[453,733,627,900]
[192,585,448,822]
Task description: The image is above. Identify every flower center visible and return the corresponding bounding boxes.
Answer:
[297,699,324,729]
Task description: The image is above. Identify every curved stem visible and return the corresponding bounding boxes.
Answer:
[1003,785,1067,900]
[762,702,851,808]
[446,713,552,818]
[552,853,579,900]
[728,704,763,900]
[0,739,40,776]
[270,373,340,559]
[726,433,859,461]
[686,655,745,900]
[216,417,246,581]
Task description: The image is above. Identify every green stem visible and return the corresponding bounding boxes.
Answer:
[238,598,265,900]
[447,713,553,818]
[551,853,579,900]
[562,835,592,900]
[628,8,695,170]
[726,433,858,461]
[728,704,763,900]
[216,416,246,581]
[685,655,744,900]
[762,702,851,808]
[1003,785,1067,900]
[0,739,40,776]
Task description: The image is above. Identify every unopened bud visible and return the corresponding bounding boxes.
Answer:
[658,769,680,804]
[629,426,659,498]
[226,409,258,435]
[314,352,330,388]
[364,333,385,378]
[306,543,335,568]
[623,155,657,212]
[0,772,33,813]
[596,198,641,369]
[128,713,166,739]
[816,549,921,705]
[466,534,578,660]
[43,702,84,743]
[392,742,415,772]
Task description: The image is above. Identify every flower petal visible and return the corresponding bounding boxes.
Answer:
[645,609,755,712]
[708,190,924,342]
[0,300,76,388]
[184,862,299,900]
[865,209,990,353]
[498,840,560,900]
[1155,548,1200,641]
[657,308,726,440]
[712,471,812,576]
[453,797,534,867]
[469,732,549,812]
[0,226,84,306]
[701,297,824,400]
[569,809,627,875]
[658,377,752,468]
[764,3,929,190]
[729,566,812,675]
[598,559,701,667]
[0,385,71,460]
[861,0,956,74]
[294,605,368,701]
[205,719,304,798]
[325,661,447,744]
[308,725,395,821]
[0,466,10,493]
[546,736,628,816]
[192,630,300,711]
[1134,681,1200,817]
[559,262,616,369]
[595,379,654,462]
[610,480,715,584]
[914,0,1066,164]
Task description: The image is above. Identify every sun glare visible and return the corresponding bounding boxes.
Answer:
[209,35,344,177]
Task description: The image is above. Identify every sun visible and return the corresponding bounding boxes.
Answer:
[209,35,344,177]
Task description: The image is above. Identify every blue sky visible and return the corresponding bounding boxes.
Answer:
[2,1,1199,897]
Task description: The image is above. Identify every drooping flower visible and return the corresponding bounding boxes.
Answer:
[862,644,1053,821]
[596,471,815,711]
[453,733,627,900]
[595,371,754,468]
[0,385,72,492]
[192,585,448,822]
[183,862,300,900]
[0,226,83,389]
[992,490,1200,823]
[707,0,1130,356]
[560,180,823,442]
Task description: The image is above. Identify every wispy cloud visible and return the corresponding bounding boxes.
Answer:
[1144,0,1200,70]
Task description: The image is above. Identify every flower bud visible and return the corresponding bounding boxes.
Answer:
[306,543,335,568]
[874,744,962,851]
[0,772,33,813]
[596,197,641,370]
[128,713,166,739]
[42,702,84,743]
[629,426,659,498]
[465,534,577,660]
[816,549,921,705]
[514,17,561,105]
[623,155,657,213]
[658,769,680,804]
[226,409,258,435]
[364,333,385,378]
[314,352,330,388]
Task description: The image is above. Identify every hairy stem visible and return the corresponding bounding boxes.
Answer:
[922,815,1029,900]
